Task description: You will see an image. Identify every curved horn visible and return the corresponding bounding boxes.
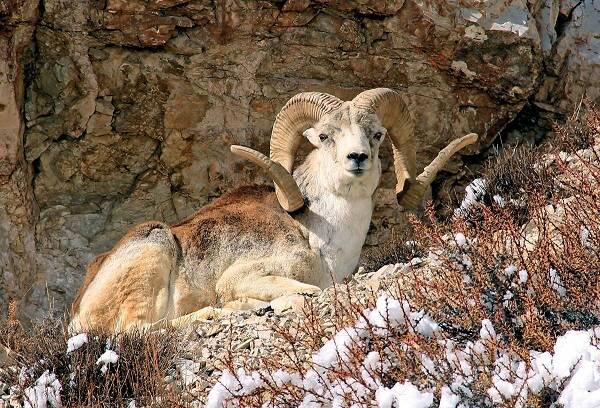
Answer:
[351,88,416,204]
[270,92,344,210]
[352,88,478,210]
[399,133,478,209]
[230,145,304,211]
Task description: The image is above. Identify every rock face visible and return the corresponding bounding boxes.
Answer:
[0,0,597,321]
[0,0,40,319]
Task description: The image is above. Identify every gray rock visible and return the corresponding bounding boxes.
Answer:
[1,0,598,321]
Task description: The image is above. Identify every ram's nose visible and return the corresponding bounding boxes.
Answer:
[347,152,369,164]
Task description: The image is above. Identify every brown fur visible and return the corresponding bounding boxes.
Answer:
[71,252,109,315]
[71,221,175,316]
[172,185,305,258]
[71,186,315,331]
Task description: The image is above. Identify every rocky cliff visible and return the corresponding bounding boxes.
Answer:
[0,0,598,321]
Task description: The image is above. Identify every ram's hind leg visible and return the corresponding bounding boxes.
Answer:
[112,245,174,332]
[71,222,179,333]
[227,275,321,301]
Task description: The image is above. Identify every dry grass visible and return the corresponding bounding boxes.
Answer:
[0,313,184,407]
[484,143,553,201]
[360,225,424,273]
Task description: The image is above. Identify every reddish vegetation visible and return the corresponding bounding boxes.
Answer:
[211,103,600,407]
[1,103,599,407]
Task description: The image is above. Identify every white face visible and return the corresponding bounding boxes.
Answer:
[303,105,386,193]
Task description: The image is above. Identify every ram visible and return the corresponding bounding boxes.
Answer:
[70,88,477,332]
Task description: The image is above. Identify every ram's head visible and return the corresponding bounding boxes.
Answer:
[232,88,478,212]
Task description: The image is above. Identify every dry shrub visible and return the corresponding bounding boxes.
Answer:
[0,314,183,407]
[484,143,552,202]
[554,98,600,151]
[361,225,424,273]
[210,106,600,407]
[407,188,600,352]
[456,143,556,227]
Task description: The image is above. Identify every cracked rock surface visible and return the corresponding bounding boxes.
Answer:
[0,0,598,321]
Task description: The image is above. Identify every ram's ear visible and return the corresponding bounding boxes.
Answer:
[303,127,322,148]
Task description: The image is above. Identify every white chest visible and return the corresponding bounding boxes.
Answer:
[299,195,373,285]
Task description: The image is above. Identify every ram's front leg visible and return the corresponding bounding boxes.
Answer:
[166,259,321,328]
[216,259,322,303]
[160,299,268,328]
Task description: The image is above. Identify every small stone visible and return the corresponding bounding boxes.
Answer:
[205,326,223,337]
[235,338,253,350]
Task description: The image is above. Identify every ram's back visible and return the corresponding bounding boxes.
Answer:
[173,184,307,258]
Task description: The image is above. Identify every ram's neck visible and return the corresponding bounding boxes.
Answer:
[292,150,378,286]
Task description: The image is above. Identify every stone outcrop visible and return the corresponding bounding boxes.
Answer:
[0,0,597,321]
[0,0,40,319]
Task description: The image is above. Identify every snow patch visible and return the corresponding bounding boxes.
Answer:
[455,178,486,217]
[96,350,119,375]
[451,60,477,79]
[454,233,467,247]
[375,381,433,408]
[23,371,62,408]
[66,333,88,354]
[490,21,529,36]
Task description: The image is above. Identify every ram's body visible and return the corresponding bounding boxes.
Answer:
[71,89,476,332]
[72,187,310,330]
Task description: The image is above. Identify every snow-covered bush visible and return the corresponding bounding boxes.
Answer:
[206,111,600,407]
[0,316,181,407]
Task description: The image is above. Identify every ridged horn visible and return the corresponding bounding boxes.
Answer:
[352,88,416,203]
[270,92,344,210]
[230,145,304,211]
[398,133,478,209]
[352,88,478,210]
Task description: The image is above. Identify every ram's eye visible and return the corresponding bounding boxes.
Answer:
[373,132,383,141]
[319,133,328,142]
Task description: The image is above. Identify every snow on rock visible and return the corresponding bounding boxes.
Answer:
[96,349,119,375]
[23,371,62,408]
[552,330,594,379]
[66,333,88,354]
[559,354,600,408]
[504,265,517,277]
[450,60,477,79]
[177,359,202,387]
[490,20,529,37]
[527,350,553,393]
[366,295,410,330]
[312,326,363,368]
[206,368,264,408]
[480,319,496,341]
[454,178,486,217]
[579,225,590,247]
[413,312,440,338]
[549,267,567,296]
[492,194,506,207]
[454,233,467,247]
[518,269,528,284]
